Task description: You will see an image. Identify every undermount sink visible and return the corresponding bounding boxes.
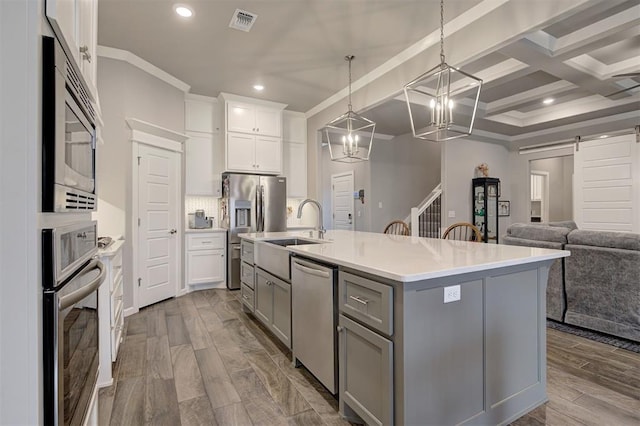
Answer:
[255,238,325,281]
[266,238,323,247]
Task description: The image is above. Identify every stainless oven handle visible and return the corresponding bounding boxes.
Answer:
[58,259,106,310]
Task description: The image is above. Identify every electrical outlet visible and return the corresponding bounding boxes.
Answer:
[448,210,456,218]
[443,285,461,303]
[378,202,383,208]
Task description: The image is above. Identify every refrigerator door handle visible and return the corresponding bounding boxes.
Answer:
[255,187,261,232]
[260,185,265,232]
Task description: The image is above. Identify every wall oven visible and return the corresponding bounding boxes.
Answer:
[42,35,97,212]
[43,221,105,426]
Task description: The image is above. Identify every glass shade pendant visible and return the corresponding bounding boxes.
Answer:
[403,0,482,142]
[325,55,376,163]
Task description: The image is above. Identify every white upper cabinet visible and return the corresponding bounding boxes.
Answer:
[218,93,287,175]
[283,111,307,143]
[45,0,98,99]
[184,95,222,196]
[227,101,282,137]
[186,98,215,133]
[283,111,307,198]
[226,133,282,174]
[226,133,256,171]
[255,135,282,173]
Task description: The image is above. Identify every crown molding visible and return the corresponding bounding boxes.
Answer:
[97,45,191,93]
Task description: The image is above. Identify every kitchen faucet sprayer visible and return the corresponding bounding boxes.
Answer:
[297,199,325,238]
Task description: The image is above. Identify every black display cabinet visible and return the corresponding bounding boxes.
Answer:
[472,177,500,243]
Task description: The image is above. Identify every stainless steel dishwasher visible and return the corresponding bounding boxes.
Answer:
[291,256,338,394]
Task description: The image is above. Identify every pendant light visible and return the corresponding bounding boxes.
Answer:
[403,0,482,142]
[325,55,376,163]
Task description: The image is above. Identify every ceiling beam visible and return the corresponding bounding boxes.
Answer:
[499,38,623,98]
[484,80,577,115]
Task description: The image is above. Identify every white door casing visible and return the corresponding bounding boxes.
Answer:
[127,118,187,315]
[332,171,355,230]
[574,134,639,232]
[137,143,180,308]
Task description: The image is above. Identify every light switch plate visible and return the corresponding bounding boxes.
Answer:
[448,210,456,218]
[444,285,461,303]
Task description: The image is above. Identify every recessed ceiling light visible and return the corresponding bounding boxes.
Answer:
[542,98,554,105]
[253,85,264,91]
[174,4,194,18]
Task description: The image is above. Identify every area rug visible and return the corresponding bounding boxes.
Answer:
[547,320,640,353]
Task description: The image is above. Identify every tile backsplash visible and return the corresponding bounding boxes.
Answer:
[185,196,219,227]
[286,198,317,228]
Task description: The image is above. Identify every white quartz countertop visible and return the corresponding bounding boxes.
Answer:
[239,230,569,282]
[97,239,125,258]
[185,228,227,234]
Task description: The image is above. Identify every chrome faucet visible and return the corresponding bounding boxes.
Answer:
[297,199,325,238]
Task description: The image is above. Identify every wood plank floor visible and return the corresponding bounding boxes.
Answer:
[99,289,640,425]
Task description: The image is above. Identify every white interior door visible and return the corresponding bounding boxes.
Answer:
[138,144,179,308]
[574,134,639,232]
[332,171,354,230]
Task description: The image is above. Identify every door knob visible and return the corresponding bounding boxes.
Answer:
[169,229,177,234]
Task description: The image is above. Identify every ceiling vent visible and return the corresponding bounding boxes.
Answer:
[229,9,257,32]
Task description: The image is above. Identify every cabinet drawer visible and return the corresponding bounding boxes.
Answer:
[241,283,255,311]
[111,250,123,291]
[241,261,255,288]
[187,233,225,250]
[111,275,123,323]
[111,307,124,362]
[241,240,254,264]
[339,271,393,336]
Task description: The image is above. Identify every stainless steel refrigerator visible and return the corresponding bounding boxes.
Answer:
[220,173,287,289]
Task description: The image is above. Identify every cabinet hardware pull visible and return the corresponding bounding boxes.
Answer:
[79,45,92,63]
[169,229,177,234]
[349,295,369,305]
[336,326,344,333]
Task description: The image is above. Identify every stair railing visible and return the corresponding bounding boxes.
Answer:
[406,183,442,237]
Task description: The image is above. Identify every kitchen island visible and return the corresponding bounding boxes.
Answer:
[240,230,569,426]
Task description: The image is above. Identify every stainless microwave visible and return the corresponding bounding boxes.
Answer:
[42,36,97,212]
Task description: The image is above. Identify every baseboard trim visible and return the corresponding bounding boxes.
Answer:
[123,307,138,317]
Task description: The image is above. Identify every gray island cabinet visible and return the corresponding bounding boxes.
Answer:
[239,230,569,425]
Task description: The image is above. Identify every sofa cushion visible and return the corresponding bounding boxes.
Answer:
[547,220,578,231]
[567,229,640,251]
[506,223,570,244]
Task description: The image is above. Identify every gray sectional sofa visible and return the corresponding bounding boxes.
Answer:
[504,222,640,343]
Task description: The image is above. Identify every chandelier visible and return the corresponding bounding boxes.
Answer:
[324,55,376,162]
[403,0,482,142]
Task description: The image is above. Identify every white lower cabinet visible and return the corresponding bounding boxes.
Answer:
[186,232,226,287]
[98,240,125,387]
[254,267,291,348]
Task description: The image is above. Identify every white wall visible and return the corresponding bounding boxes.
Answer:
[96,56,186,311]
[0,0,42,423]
[369,133,441,232]
[441,139,511,237]
[508,146,574,225]
[530,156,574,221]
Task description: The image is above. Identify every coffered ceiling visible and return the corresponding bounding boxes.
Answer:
[98,0,640,148]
